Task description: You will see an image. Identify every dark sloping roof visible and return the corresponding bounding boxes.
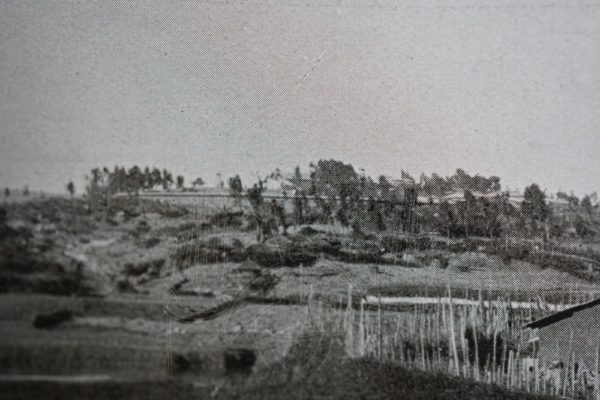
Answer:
[524,297,600,329]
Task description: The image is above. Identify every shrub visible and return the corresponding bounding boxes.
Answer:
[380,235,432,253]
[465,327,511,369]
[290,234,341,255]
[298,226,319,236]
[160,207,188,218]
[247,242,318,268]
[168,237,247,268]
[33,310,73,329]
[224,348,256,375]
[123,258,164,277]
[144,237,161,248]
[208,211,244,228]
[171,352,203,374]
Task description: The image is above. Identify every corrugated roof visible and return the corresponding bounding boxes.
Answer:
[524,297,600,329]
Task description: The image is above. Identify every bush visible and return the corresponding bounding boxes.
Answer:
[123,258,164,277]
[381,236,409,253]
[144,237,161,248]
[298,226,319,236]
[224,348,256,375]
[167,221,212,241]
[160,207,188,218]
[491,242,530,264]
[208,211,244,228]
[290,234,341,255]
[465,327,510,369]
[206,236,245,261]
[380,235,432,253]
[247,242,317,268]
[33,310,73,329]
[168,237,247,268]
[439,256,449,269]
[337,249,386,264]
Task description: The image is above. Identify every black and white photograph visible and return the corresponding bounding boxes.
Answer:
[1,0,599,399]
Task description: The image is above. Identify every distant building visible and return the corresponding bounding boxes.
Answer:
[261,171,315,195]
[385,175,416,188]
[191,181,205,191]
[432,189,509,205]
[547,197,570,207]
[262,175,298,192]
[506,191,525,207]
[439,190,469,204]
[146,184,167,193]
[380,175,417,201]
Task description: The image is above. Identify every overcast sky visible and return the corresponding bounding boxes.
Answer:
[1,0,599,195]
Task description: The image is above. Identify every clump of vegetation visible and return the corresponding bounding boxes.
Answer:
[224,348,256,375]
[169,236,246,269]
[247,242,317,268]
[208,210,244,228]
[165,221,212,241]
[464,327,509,370]
[170,352,204,374]
[380,235,432,253]
[143,236,161,248]
[123,258,164,277]
[32,310,73,329]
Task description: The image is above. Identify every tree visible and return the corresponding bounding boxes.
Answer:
[421,170,500,195]
[247,182,271,241]
[101,167,111,209]
[312,159,358,195]
[521,183,550,239]
[293,166,302,184]
[460,190,477,237]
[271,168,282,179]
[568,192,580,207]
[366,196,386,231]
[143,167,152,189]
[85,167,104,211]
[270,199,288,235]
[228,175,243,207]
[378,175,392,199]
[176,175,185,190]
[401,186,419,233]
[161,169,173,190]
[308,163,317,195]
[294,190,305,226]
[557,191,579,208]
[581,195,593,214]
[66,181,75,198]
[114,167,125,195]
[192,177,205,189]
[521,184,549,222]
[151,167,162,188]
[489,176,501,192]
[574,215,594,238]
[128,165,144,196]
[228,175,243,194]
[335,184,351,226]
[420,173,451,197]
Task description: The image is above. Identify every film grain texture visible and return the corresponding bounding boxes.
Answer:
[1,1,600,399]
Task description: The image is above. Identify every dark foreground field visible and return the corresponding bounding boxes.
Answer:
[0,365,555,400]
[1,332,554,400]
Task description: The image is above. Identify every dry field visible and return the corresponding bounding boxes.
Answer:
[1,196,598,399]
